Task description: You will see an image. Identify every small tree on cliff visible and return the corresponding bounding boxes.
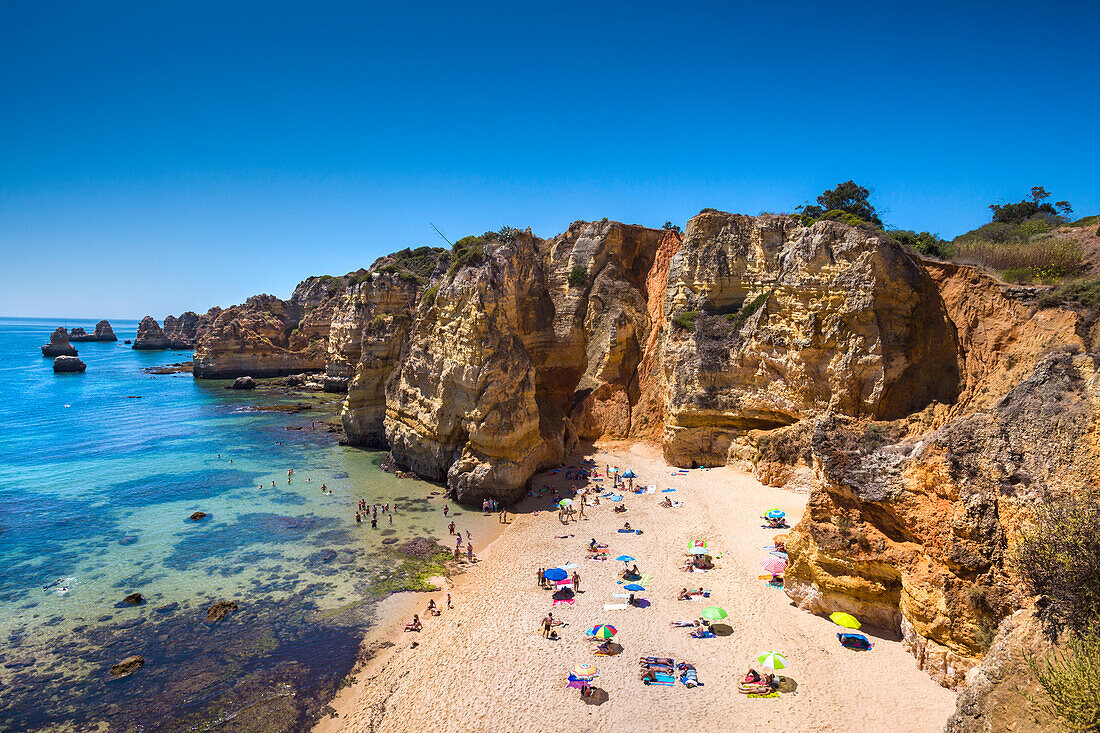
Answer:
[662,221,682,234]
[988,187,1073,225]
[797,180,883,227]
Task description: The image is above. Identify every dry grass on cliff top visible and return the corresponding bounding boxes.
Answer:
[317,444,956,733]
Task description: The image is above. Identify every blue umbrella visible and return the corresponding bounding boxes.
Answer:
[616,555,635,563]
[623,583,645,592]
[609,495,623,502]
[765,508,786,520]
[544,568,568,581]
[622,470,637,479]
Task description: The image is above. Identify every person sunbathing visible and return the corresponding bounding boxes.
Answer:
[613,504,627,513]
[404,614,422,632]
[427,599,440,615]
[678,588,691,600]
[744,668,761,683]
[690,626,715,638]
[670,620,700,627]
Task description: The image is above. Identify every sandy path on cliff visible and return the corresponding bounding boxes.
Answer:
[317,443,956,733]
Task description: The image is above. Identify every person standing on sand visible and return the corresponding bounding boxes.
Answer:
[537,568,545,588]
[466,543,474,561]
[447,593,452,608]
[572,571,580,593]
[542,613,553,638]
[499,506,507,523]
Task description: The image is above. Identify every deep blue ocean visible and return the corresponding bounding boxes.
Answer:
[0,317,491,732]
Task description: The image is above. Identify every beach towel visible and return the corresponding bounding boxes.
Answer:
[646,486,656,493]
[612,593,630,598]
[642,674,675,686]
[617,528,636,533]
[640,574,652,587]
[552,598,575,606]
[587,556,607,561]
[661,488,676,492]
[560,563,578,570]
[603,603,628,610]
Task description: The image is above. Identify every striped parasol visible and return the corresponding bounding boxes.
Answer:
[761,555,787,575]
[587,624,617,639]
[756,651,788,670]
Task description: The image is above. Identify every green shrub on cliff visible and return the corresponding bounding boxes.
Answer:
[1038,276,1100,312]
[727,291,770,329]
[568,265,587,288]
[1015,488,1100,636]
[422,285,439,305]
[1027,625,1100,732]
[672,310,699,331]
[889,229,952,259]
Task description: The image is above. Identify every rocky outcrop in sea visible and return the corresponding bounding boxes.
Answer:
[41,327,78,357]
[134,311,218,350]
[69,320,118,342]
[53,355,86,372]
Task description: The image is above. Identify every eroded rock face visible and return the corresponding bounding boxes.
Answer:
[338,270,425,446]
[192,277,348,379]
[385,231,575,503]
[132,316,170,349]
[944,610,1059,732]
[660,213,961,467]
[785,351,1100,688]
[41,327,78,357]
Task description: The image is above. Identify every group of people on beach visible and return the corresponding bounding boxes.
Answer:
[406,593,454,632]
[355,498,397,529]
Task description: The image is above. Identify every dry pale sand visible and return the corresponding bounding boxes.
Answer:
[317,443,956,733]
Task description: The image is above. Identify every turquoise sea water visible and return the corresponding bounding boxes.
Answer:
[0,317,492,732]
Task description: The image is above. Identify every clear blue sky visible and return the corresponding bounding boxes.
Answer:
[2,1,1098,319]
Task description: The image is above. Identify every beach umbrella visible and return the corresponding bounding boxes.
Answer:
[761,556,787,575]
[558,498,574,508]
[690,539,708,548]
[570,662,599,680]
[587,624,617,639]
[765,508,786,520]
[830,612,861,630]
[772,533,789,546]
[688,545,709,555]
[623,583,645,592]
[700,606,728,621]
[622,470,636,479]
[544,568,568,581]
[756,651,788,671]
[616,555,635,564]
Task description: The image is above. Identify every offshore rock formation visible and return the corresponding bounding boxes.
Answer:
[69,320,118,342]
[134,311,219,350]
[133,316,170,349]
[785,351,1100,688]
[41,327,78,357]
[53,355,87,373]
[660,213,960,467]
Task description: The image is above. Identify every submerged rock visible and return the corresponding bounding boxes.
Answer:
[229,376,256,390]
[109,655,144,677]
[122,593,144,606]
[206,600,238,622]
[53,356,86,373]
[189,511,207,522]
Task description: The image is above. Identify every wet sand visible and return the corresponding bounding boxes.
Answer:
[317,442,957,733]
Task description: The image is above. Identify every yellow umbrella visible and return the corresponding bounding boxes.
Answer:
[830,612,861,629]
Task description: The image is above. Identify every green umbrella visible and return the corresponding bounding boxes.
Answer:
[756,651,788,670]
[700,606,727,621]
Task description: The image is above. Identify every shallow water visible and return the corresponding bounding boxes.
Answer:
[0,317,496,731]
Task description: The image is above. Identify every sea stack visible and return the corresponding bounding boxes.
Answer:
[132,316,170,349]
[41,327,78,357]
[67,320,118,342]
[53,356,86,373]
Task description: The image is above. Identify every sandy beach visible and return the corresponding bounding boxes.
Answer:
[317,442,956,733]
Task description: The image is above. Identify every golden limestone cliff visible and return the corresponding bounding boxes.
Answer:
[785,352,1100,689]
[189,211,1096,700]
[659,212,961,468]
